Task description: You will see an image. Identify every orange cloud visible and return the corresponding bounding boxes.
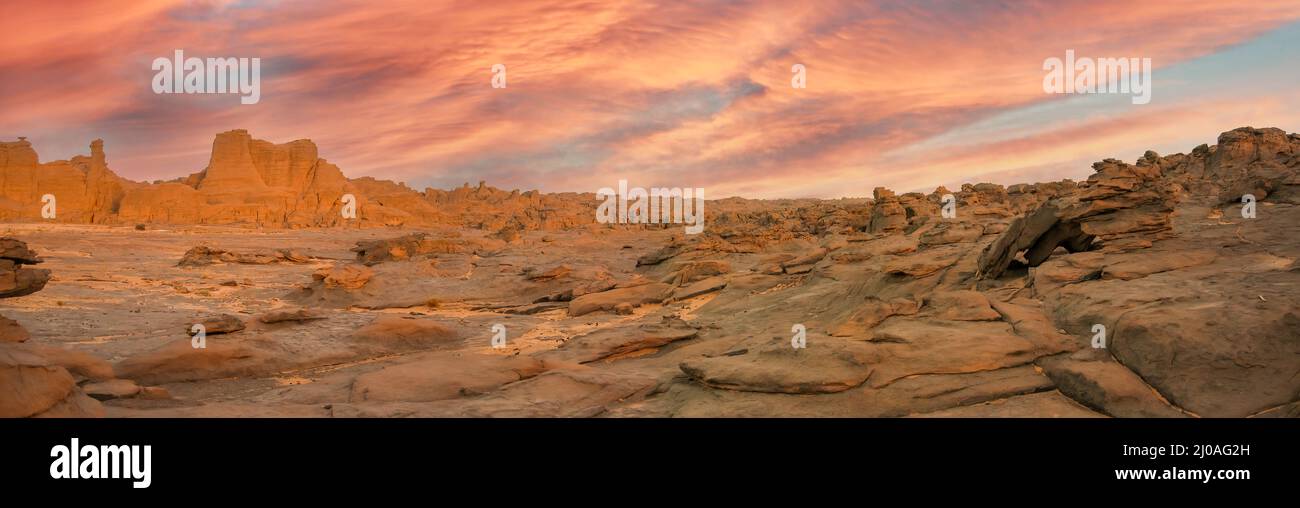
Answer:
[1,0,1297,197]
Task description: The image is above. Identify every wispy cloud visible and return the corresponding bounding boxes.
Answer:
[1,0,1297,197]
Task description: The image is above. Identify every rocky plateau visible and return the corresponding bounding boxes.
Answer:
[2,127,1297,418]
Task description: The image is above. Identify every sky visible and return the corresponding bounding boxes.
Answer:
[2,0,1298,199]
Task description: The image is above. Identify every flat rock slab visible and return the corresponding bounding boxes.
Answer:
[914,391,1105,418]
[882,244,965,277]
[568,282,673,316]
[501,302,568,315]
[177,246,313,267]
[337,368,656,417]
[192,314,245,335]
[538,317,698,364]
[921,290,1001,321]
[83,379,142,400]
[113,337,351,385]
[114,339,275,385]
[258,308,327,324]
[865,319,1039,387]
[989,298,1079,355]
[1101,250,1217,280]
[628,364,1052,418]
[350,352,545,403]
[313,263,374,290]
[866,365,1053,417]
[669,275,728,301]
[828,297,919,337]
[1038,351,1186,418]
[1046,255,1300,417]
[3,342,112,381]
[679,336,873,394]
[350,315,459,350]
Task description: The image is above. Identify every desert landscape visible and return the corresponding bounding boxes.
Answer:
[2,126,1298,418]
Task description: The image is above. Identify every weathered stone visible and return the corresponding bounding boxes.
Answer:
[567,283,673,316]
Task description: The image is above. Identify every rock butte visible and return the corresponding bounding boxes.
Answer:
[1,126,1297,418]
[0,129,595,232]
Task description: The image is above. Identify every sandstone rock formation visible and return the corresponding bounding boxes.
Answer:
[3,130,597,230]
[3,126,1297,419]
[0,139,128,223]
[178,245,314,266]
[0,238,108,417]
[0,237,49,299]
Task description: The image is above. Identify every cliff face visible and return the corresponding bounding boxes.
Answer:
[8,129,596,229]
[0,138,128,223]
[117,129,360,226]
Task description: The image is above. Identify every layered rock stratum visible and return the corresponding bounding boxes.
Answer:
[0,126,1296,418]
[2,129,594,230]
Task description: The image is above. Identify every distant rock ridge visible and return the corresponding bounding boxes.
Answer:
[2,127,1297,234]
[976,127,1299,278]
[686,127,1297,246]
[1,129,595,230]
[0,138,130,223]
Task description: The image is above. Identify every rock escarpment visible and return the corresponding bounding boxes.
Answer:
[3,130,597,230]
[117,129,398,226]
[0,138,129,223]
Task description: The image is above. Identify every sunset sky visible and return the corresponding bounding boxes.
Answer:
[2,0,1298,198]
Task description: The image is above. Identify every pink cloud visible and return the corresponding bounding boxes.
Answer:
[1,0,1297,197]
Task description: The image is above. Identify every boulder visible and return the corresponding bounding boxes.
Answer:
[178,246,314,266]
[0,315,29,343]
[312,264,374,290]
[0,238,50,298]
[0,344,105,417]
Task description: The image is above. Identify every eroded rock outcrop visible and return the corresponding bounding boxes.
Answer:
[978,127,1299,279]
[3,130,598,230]
[0,237,49,299]
[614,126,1298,418]
[0,238,106,417]
[178,246,314,266]
[0,139,128,223]
[7,127,1298,419]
